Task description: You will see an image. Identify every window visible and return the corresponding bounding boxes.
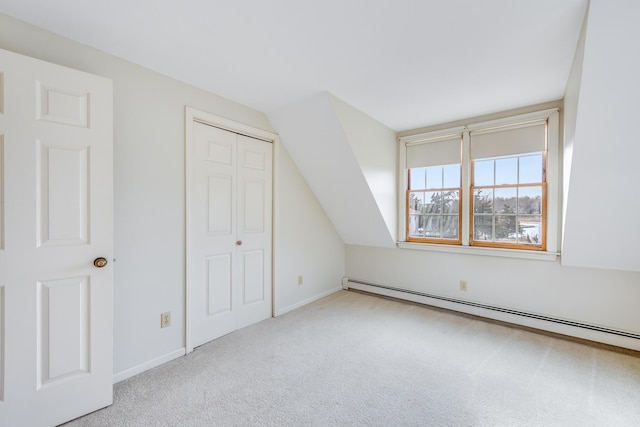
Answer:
[399,109,559,255]
[406,135,462,244]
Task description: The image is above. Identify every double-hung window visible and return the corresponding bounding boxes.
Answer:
[406,135,462,244]
[399,108,559,256]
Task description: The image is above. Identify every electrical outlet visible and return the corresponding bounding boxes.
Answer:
[298,275,303,286]
[459,280,468,291]
[161,312,171,328]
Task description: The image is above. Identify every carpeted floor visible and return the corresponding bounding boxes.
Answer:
[64,290,640,426]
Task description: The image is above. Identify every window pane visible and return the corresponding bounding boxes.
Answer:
[426,166,443,189]
[495,215,517,241]
[424,191,441,214]
[473,215,493,241]
[443,190,459,214]
[474,160,493,186]
[412,214,429,238]
[442,215,459,239]
[518,216,542,244]
[519,154,542,184]
[408,188,459,242]
[494,187,517,214]
[443,164,461,188]
[495,157,517,185]
[408,213,421,237]
[518,186,542,214]
[409,168,426,190]
[473,189,493,214]
[423,215,442,238]
[408,192,424,212]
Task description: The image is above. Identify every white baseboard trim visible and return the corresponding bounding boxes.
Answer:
[275,286,343,317]
[344,278,640,352]
[113,347,186,384]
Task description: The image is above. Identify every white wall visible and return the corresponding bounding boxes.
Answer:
[346,245,640,349]
[0,13,344,377]
[275,147,345,314]
[562,0,640,271]
[269,93,395,247]
[328,94,398,242]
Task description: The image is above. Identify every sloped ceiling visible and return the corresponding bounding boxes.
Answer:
[0,0,587,131]
[0,0,591,251]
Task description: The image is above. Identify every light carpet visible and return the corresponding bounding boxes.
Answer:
[64,290,640,426]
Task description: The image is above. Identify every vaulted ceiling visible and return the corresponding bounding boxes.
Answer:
[3,0,607,261]
[0,0,587,131]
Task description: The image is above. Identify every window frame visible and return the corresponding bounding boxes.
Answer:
[398,108,560,259]
[406,143,463,245]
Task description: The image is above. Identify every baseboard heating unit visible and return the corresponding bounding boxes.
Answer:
[342,277,640,350]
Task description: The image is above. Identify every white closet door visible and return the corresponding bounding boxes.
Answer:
[0,48,113,426]
[236,134,273,329]
[189,121,272,348]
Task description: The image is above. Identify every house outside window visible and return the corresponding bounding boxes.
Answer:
[398,108,560,258]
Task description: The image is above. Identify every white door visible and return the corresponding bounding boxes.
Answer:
[0,48,113,426]
[188,120,272,349]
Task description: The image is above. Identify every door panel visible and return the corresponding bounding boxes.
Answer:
[241,147,266,170]
[208,175,233,234]
[0,72,4,113]
[189,121,272,348]
[205,254,233,316]
[207,139,233,164]
[0,285,4,401]
[0,73,4,403]
[38,277,90,385]
[241,249,264,305]
[0,48,113,426]
[37,142,89,246]
[0,135,4,250]
[36,81,89,128]
[243,179,265,232]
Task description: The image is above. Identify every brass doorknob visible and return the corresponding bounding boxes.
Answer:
[94,257,108,268]
[236,240,243,246]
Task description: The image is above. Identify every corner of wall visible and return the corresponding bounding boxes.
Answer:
[268,94,395,248]
[561,2,589,253]
[326,93,398,243]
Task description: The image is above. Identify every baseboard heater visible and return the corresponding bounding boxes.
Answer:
[343,278,640,341]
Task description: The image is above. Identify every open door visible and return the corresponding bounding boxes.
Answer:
[0,48,113,426]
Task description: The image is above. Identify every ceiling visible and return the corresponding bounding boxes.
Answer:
[0,0,587,131]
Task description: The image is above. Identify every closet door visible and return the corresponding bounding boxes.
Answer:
[189,121,272,348]
[235,134,273,329]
